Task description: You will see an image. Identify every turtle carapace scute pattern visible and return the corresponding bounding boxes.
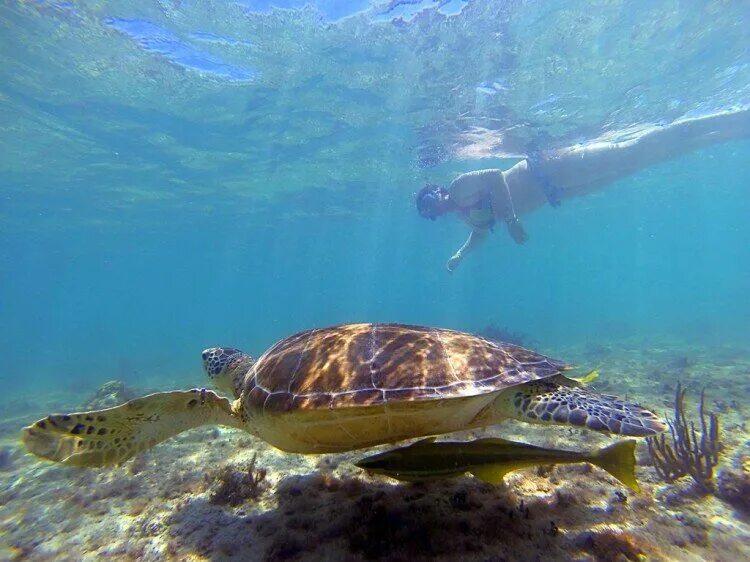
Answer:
[245,323,569,412]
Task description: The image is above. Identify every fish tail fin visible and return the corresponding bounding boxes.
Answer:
[470,465,511,485]
[590,439,640,493]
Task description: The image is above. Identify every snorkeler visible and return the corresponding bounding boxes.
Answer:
[416,107,749,272]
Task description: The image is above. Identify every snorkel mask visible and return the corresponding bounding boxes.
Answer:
[416,184,446,220]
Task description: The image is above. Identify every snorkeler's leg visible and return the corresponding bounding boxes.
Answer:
[548,107,750,196]
[656,107,750,152]
[599,108,750,171]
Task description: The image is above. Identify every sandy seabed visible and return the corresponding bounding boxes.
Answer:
[1,335,748,561]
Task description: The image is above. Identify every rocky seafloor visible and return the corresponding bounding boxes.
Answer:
[1,335,749,562]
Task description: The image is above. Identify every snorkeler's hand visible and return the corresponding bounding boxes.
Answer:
[506,217,529,244]
[446,254,462,273]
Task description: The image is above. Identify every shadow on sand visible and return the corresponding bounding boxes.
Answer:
[166,470,640,561]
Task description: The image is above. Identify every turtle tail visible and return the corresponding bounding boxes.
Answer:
[496,381,667,436]
[22,389,245,467]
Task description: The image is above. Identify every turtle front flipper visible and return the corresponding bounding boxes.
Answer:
[22,389,244,467]
[495,381,667,437]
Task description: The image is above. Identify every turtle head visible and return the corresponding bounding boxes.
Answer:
[201,347,254,398]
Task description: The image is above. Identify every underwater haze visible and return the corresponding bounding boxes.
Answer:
[1,1,750,561]
[2,0,749,394]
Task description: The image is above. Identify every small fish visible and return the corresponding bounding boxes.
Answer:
[355,437,640,492]
[571,369,599,385]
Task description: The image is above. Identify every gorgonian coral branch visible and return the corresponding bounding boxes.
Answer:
[646,383,720,491]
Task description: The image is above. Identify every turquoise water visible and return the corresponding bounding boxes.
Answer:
[4,145,750,395]
[1,2,750,560]
[2,0,748,395]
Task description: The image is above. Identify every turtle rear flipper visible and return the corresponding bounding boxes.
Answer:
[22,389,243,467]
[496,381,667,436]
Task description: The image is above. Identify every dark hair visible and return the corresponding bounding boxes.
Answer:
[416,184,446,220]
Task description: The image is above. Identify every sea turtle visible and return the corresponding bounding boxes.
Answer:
[22,323,666,467]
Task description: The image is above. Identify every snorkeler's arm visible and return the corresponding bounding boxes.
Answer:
[447,229,488,272]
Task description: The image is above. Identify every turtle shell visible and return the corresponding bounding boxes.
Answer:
[243,323,570,413]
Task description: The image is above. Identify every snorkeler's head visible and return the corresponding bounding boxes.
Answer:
[416,184,450,220]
